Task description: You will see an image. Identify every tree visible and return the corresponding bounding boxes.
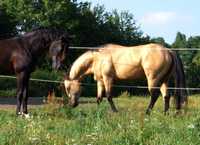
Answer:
[150,37,171,48]
[1,0,80,32]
[186,36,200,88]
[172,32,191,65]
[1,0,148,46]
[172,32,187,48]
[0,8,17,39]
[172,32,200,89]
[188,36,200,66]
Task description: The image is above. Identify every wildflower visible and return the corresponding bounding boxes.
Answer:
[118,123,122,129]
[46,133,50,139]
[130,119,134,124]
[86,134,92,137]
[29,137,39,142]
[188,124,195,129]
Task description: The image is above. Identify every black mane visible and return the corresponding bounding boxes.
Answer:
[24,27,68,42]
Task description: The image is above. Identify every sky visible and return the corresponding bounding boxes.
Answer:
[78,0,200,44]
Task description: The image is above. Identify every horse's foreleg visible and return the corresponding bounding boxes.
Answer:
[22,85,28,114]
[97,81,104,104]
[16,89,23,115]
[160,82,170,114]
[22,73,30,115]
[103,77,118,112]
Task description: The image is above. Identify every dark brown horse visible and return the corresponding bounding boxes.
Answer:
[0,28,70,116]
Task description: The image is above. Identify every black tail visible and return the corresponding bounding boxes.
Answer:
[171,51,188,110]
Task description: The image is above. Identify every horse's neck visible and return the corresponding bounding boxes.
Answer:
[69,61,93,80]
[25,32,51,56]
[69,52,94,80]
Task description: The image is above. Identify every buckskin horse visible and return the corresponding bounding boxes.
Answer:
[64,43,188,114]
[0,28,70,116]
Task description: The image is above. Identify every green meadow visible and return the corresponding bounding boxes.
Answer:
[0,94,200,145]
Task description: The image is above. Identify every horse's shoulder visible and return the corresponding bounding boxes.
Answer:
[146,43,165,49]
[100,44,124,49]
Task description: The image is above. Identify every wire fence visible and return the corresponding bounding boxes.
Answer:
[69,46,200,51]
[0,46,200,93]
[1,74,200,91]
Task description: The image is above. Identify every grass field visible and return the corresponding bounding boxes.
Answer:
[0,94,200,145]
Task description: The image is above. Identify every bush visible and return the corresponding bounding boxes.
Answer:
[0,69,66,97]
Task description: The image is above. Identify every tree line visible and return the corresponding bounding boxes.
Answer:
[0,0,200,94]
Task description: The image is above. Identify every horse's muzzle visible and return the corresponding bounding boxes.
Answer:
[69,99,79,108]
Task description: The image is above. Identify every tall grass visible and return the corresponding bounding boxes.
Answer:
[0,95,200,145]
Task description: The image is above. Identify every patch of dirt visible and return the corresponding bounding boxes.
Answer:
[0,97,44,109]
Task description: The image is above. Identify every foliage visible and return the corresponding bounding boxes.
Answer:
[0,96,200,144]
[0,69,65,97]
[0,0,148,46]
[172,32,187,48]
[171,32,200,89]
[0,0,78,32]
[151,37,171,48]
[0,8,18,39]
[189,36,200,66]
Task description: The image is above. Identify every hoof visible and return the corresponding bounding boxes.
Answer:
[145,110,151,115]
[16,112,31,119]
[112,108,118,113]
[23,113,31,119]
[17,112,22,115]
[17,112,23,117]
[164,111,169,116]
[97,97,103,104]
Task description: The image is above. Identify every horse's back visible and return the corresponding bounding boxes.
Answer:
[96,43,172,80]
[95,44,144,79]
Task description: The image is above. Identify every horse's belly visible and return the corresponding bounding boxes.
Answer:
[115,66,145,80]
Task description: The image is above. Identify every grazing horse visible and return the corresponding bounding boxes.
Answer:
[0,28,70,116]
[64,43,188,114]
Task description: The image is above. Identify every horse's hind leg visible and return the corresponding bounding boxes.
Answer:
[146,79,160,115]
[97,81,104,104]
[160,82,170,114]
[16,73,24,115]
[22,73,30,115]
[103,77,118,112]
[16,71,30,116]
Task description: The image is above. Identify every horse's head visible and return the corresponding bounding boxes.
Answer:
[49,34,71,70]
[64,77,82,107]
